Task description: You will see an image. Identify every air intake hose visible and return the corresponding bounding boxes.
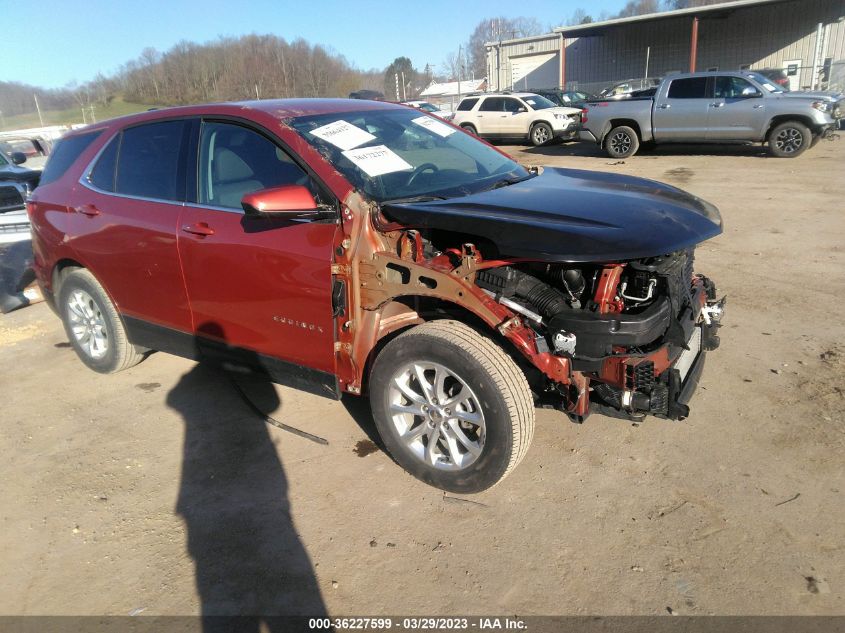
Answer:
[476,267,570,320]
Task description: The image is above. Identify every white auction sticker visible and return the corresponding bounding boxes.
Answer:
[411,115,455,137]
[309,120,376,150]
[341,145,413,177]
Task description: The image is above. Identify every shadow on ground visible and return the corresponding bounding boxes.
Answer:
[520,140,772,159]
[166,323,327,630]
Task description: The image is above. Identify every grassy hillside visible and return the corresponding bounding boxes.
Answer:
[0,96,149,131]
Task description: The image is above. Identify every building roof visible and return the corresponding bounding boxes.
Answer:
[420,79,486,97]
[553,0,795,38]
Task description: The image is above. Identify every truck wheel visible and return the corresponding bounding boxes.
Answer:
[369,320,534,493]
[530,122,553,146]
[58,269,144,374]
[768,121,811,157]
[460,124,477,135]
[604,125,640,158]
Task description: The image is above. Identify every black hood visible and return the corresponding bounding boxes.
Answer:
[382,167,722,263]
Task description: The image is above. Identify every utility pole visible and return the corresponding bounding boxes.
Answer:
[395,73,400,101]
[401,71,406,100]
[34,94,44,127]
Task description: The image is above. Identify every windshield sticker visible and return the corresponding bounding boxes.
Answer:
[411,115,455,137]
[341,145,413,177]
[309,120,376,150]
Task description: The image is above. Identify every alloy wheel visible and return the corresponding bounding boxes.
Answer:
[387,361,486,471]
[610,131,632,155]
[66,289,109,360]
[775,127,804,154]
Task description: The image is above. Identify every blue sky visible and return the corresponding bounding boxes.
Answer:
[2,0,627,88]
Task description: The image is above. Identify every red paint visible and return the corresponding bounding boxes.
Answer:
[241,184,317,214]
[593,264,625,314]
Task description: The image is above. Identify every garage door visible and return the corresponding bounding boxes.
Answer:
[509,52,559,90]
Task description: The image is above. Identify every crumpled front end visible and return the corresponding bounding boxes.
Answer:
[474,249,725,422]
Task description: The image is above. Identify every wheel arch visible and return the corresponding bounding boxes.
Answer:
[361,295,541,397]
[765,115,817,139]
[602,119,644,144]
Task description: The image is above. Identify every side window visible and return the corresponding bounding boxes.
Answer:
[502,98,524,113]
[115,120,188,201]
[88,134,120,192]
[667,78,709,99]
[457,98,479,111]
[199,122,308,210]
[39,130,102,186]
[715,76,757,99]
[479,97,504,112]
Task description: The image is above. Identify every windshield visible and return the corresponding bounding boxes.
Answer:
[290,108,529,203]
[746,72,784,93]
[522,95,557,110]
[418,103,439,112]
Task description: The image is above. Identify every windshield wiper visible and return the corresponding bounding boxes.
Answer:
[381,194,448,205]
[480,173,535,192]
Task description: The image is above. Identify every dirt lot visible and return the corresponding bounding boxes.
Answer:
[1,138,843,618]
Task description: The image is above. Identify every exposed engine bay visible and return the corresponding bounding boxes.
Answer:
[470,249,726,421]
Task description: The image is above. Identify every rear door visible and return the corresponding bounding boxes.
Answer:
[177,119,338,391]
[707,75,766,140]
[652,76,712,141]
[75,119,194,335]
[476,97,504,135]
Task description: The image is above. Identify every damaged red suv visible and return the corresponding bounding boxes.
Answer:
[29,99,725,492]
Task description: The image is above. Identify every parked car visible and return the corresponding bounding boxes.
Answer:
[349,89,385,101]
[580,71,842,158]
[0,136,52,170]
[400,100,451,119]
[532,89,598,108]
[451,92,582,145]
[754,68,790,91]
[0,145,41,243]
[599,78,662,99]
[29,99,725,492]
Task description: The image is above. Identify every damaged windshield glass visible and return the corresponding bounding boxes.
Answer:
[289,108,529,203]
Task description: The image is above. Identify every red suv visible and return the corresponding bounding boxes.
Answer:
[29,99,725,492]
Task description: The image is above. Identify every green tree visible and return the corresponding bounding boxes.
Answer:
[384,57,417,100]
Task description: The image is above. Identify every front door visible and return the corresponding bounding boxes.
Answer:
[707,75,766,140]
[652,76,712,141]
[177,120,339,392]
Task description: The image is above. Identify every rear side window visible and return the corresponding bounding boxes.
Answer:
[115,120,188,201]
[667,78,709,99]
[480,97,504,112]
[39,131,102,186]
[89,135,120,192]
[457,98,479,111]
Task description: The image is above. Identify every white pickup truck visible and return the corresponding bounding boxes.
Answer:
[580,71,842,158]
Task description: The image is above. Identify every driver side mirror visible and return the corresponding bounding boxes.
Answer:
[741,87,762,97]
[241,185,331,219]
[11,152,26,165]
[515,106,527,113]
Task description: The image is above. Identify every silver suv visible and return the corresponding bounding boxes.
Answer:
[451,93,581,146]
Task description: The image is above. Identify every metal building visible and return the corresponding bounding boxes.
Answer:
[486,0,845,95]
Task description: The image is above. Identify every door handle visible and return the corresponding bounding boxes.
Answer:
[710,103,725,108]
[181,222,215,237]
[753,104,764,109]
[658,104,671,109]
[74,204,100,217]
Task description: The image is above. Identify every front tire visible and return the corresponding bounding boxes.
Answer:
[530,122,553,146]
[58,269,144,374]
[604,125,640,158]
[768,120,811,157]
[369,321,534,493]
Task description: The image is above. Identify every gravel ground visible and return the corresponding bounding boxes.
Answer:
[1,137,843,617]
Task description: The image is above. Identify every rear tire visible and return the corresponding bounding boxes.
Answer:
[767,120,811,157]
[461,123,477,136]
[530,122,553,146]
[604,125,640,158]
[58,269,144,374]
[369,320,534,493]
